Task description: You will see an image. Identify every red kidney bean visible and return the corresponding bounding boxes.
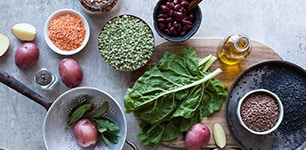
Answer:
[173,0,180,4]
[163,28,171,35]
[157,18,166,23]
[167,22,172,29]
[188,13,195,22]
[174,22,182,33]
[157,13,168,19]
[169,9,174,16]
[158,23,166,30]
[180,31,187,36]
[181,19,192,25]
[170,27,178,35]
[166,17,173,22]
[173,11,183,18]
[166,2,174,9]
[181,0,189,7]
[161,5,169,13]
[174,4,181,11]
[156,0,195,37]
[183,24,192,31]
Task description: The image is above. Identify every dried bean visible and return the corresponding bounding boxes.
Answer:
[161,5,170,13]
[181,0,189,7]
[174,4,181,11]
[156,0,195,37]
[173,0,180,4]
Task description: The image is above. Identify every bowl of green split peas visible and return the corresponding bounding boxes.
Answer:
[98,14,155,72]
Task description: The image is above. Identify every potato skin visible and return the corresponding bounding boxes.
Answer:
[185,123,211,150]
[73,118,98,148]
[58,58,83,88]
[15,42,39,70]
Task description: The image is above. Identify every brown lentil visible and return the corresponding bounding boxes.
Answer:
[79,0,118,13]
[240,92,280,132]
[48,13,86,51]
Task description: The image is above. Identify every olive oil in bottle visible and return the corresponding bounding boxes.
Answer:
[217,34,252,65]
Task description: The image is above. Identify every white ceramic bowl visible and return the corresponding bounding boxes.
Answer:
[44,9,90,55]
[237,89,284,135]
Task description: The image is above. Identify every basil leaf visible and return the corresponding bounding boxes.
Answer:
[100,134,111,146]
[94,118,119,131]
[98,127,107,133]
[104,131,120,144]
[66,103,92,128]
[92,101,109,118]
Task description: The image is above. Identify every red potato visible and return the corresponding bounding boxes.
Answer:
[73,118,98,148]
[15,42,39,70]
[58,58,83,88]
[185,123,211,150]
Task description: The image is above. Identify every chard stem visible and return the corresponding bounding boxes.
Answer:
[198,55,212,67]
[152,68,222,101]
[202,56,217,72]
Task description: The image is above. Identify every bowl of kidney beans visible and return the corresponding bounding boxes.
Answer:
[153,0,202,42]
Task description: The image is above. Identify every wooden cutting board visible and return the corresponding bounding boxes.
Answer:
[130,37,282,149]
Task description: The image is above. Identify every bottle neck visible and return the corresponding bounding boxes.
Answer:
[234,36,250,52]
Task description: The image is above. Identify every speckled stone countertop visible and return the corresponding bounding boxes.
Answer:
[0,0,305,150]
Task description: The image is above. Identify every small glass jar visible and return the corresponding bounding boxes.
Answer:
[217,33,252,65]
[79,0,120,14]
[34,68,58,90]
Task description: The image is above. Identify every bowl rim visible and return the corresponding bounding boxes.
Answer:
[153,1,202,42]
[44,9,90,55]
[236,88,284,135]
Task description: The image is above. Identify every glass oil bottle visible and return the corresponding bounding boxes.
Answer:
[217,33,252,65]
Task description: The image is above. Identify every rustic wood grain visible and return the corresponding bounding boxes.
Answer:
[130,37,282,149]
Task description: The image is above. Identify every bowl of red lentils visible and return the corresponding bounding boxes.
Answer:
[44,9,90,55]
[237,89,284,135]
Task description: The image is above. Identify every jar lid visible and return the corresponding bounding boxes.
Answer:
[35,69,53,85]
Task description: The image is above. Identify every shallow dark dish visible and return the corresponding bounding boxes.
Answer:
[226,60,306,149]
[153,0,202,42]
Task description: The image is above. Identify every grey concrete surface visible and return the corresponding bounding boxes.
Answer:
[0,0,305,150]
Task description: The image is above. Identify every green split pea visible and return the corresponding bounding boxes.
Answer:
[98,15,155,71]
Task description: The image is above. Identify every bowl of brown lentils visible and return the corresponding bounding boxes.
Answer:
[79,0,120,14]
[98,14,155,71]
[237,89,284,135]
[153,0,202,42]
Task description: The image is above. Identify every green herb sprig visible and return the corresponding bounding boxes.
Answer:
[66,101,120,146]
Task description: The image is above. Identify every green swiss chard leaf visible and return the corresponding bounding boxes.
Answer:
[138,124,164,147]
[124,47,227,146]
[171,85,204,119]
[136,94,176,124]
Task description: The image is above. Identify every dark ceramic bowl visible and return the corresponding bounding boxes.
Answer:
[153,0,202,42]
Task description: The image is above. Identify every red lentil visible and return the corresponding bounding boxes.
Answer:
[48,13,86,51]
